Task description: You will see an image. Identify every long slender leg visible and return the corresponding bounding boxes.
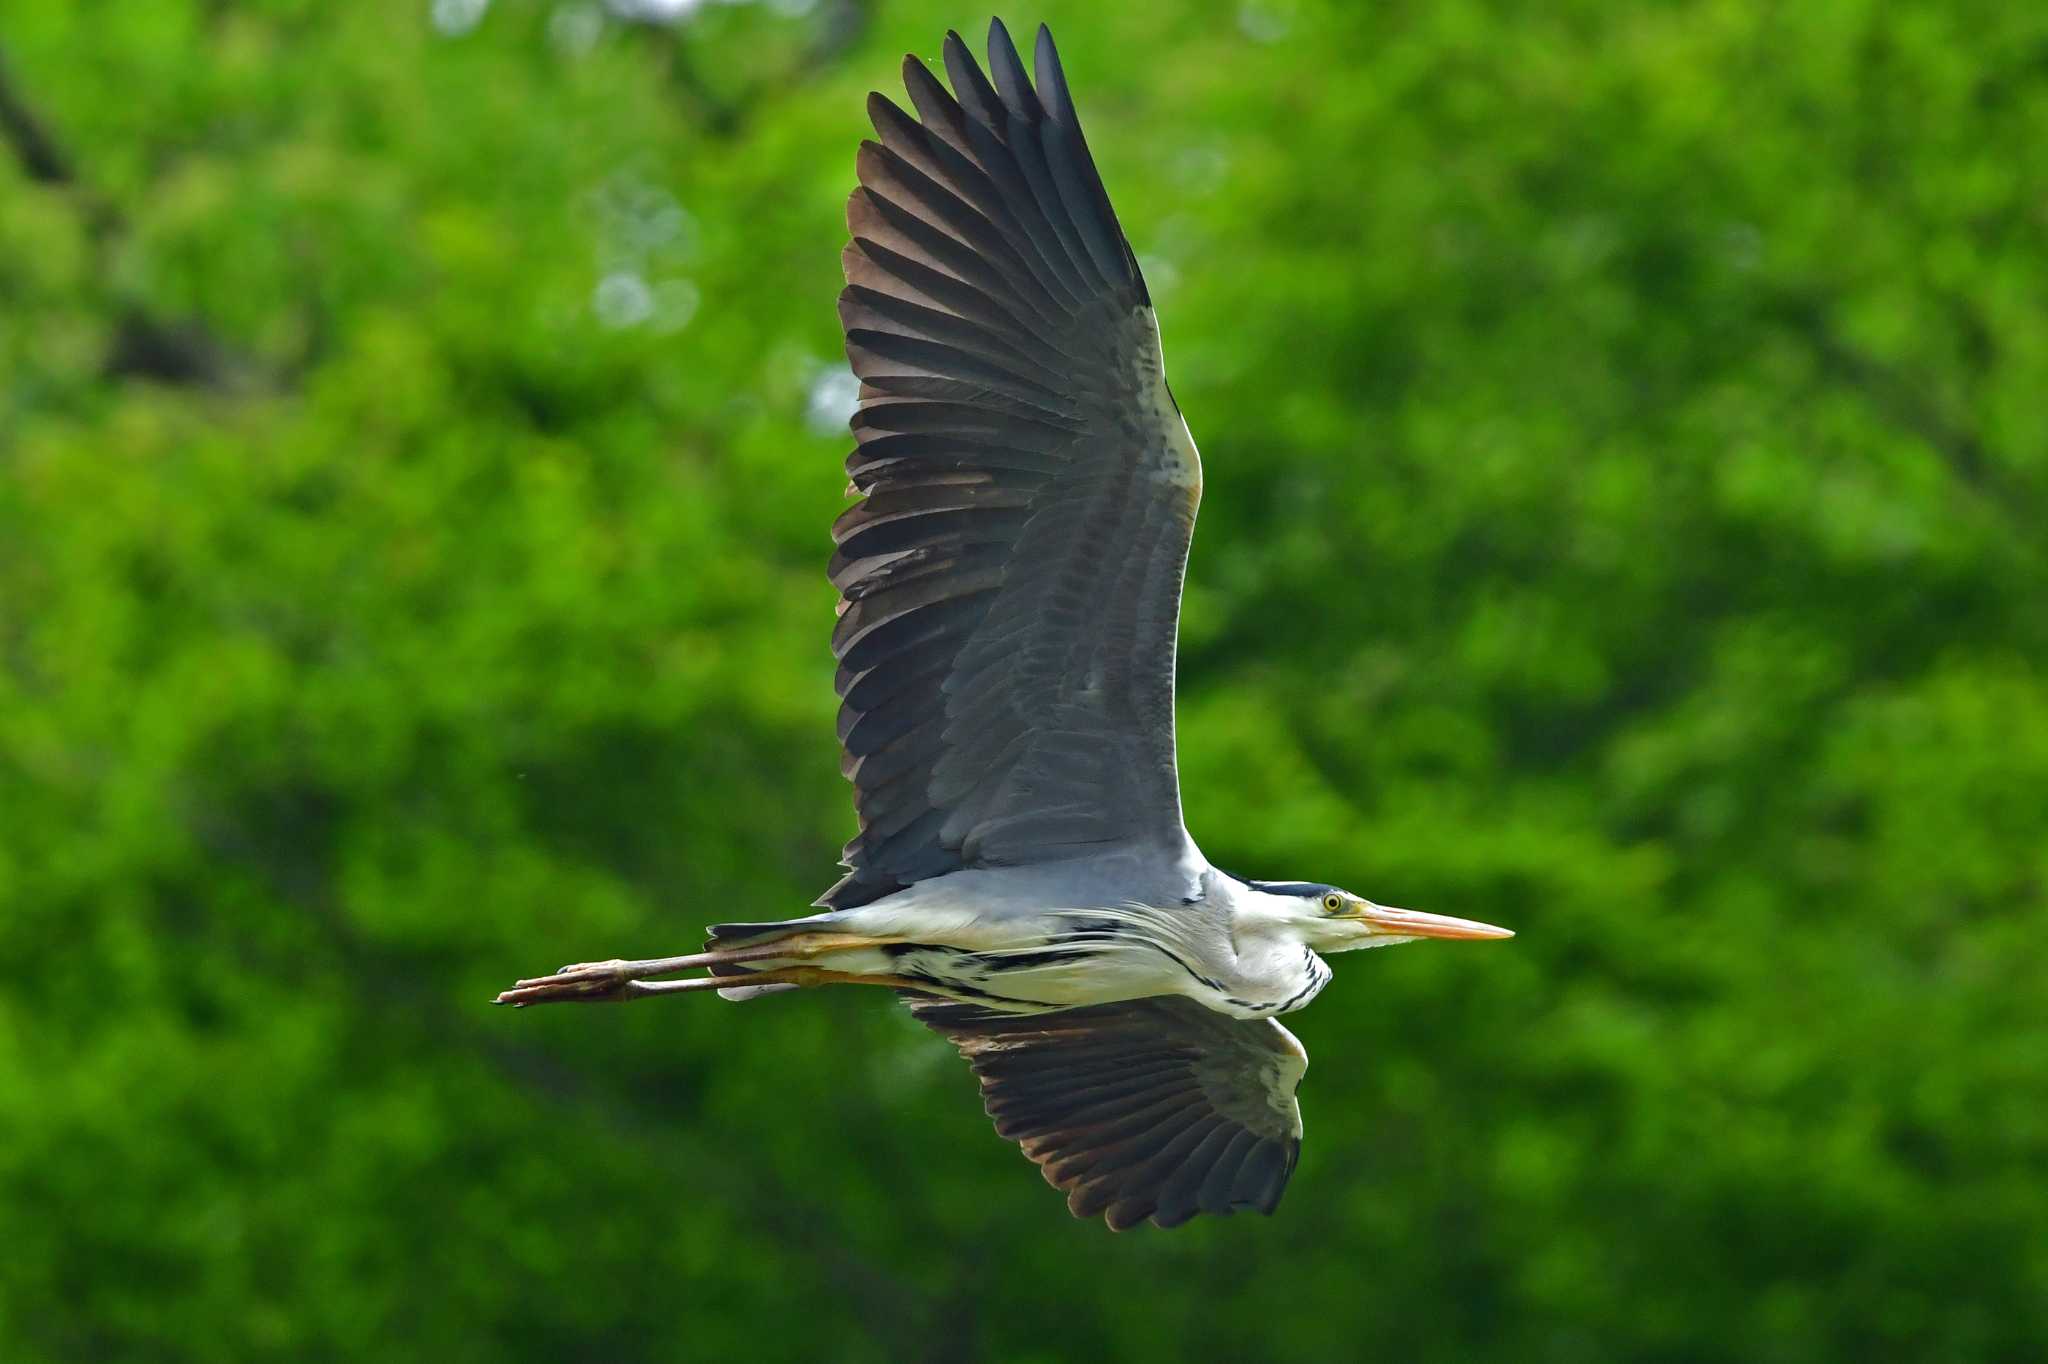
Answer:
[493,933,904,1007]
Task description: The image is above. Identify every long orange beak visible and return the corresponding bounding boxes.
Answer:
[1358,903,1514,941]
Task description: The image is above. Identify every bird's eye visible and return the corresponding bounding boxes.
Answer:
[1322,892,1345,913]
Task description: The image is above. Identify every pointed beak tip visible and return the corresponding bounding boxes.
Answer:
[1442,921,1517,943]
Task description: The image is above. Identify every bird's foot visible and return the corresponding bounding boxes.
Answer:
[495,959,652,1007]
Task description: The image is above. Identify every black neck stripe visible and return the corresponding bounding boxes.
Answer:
[1224,871,1339,899]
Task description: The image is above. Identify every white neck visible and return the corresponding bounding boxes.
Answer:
[1200,876,1334,1017]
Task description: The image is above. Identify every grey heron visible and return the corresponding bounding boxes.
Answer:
[499,17,1512,1229]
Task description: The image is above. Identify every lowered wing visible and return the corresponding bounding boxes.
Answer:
[910,994,1306,1229]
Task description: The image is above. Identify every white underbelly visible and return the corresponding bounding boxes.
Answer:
[812,940,1197,1011]
[748,877,1238,1013]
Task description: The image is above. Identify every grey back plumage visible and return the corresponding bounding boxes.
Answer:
[825,20,1202,909]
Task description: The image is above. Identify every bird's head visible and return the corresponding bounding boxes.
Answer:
[1242,880,1514,954]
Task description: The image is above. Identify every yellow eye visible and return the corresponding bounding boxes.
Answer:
[1322,892,1345,913]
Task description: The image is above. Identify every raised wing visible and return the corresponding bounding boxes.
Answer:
[826,20,1203,910]
[910,995,1306,1229]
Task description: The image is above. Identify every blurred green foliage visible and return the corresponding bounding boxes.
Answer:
[4,0,2046,1358]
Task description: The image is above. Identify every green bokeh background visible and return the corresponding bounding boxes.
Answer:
[4,1,2045,1359]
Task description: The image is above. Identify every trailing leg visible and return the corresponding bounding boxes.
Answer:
[492,931,906,1007]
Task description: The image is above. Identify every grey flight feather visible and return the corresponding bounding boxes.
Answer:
[826,19,1202,910]
[908,993,1306,1229]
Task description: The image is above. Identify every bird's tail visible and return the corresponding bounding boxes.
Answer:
[702,916,823,948]
[700,914,835,1000]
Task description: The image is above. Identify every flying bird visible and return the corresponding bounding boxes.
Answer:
[499,17,1511,1230]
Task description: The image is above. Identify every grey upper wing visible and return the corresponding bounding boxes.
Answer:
[825,21,1204,910]
[910,995,1306,1229]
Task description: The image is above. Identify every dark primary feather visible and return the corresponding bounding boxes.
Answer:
[825,19,1200,910]
[909,995,1306,1229]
